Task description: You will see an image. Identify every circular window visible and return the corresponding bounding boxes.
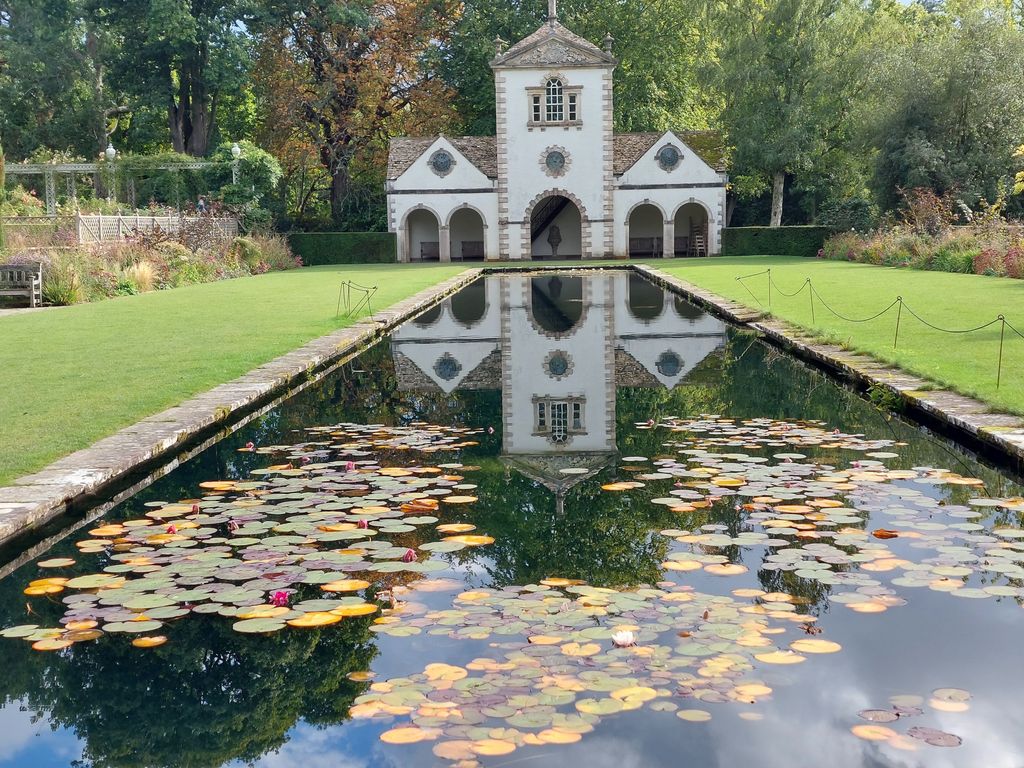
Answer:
[429,150,455,177]
[656,145,681,171]
[546,151,566,173]
[548,354,569,376]
[656,351,683,377]
[433,353,462,381]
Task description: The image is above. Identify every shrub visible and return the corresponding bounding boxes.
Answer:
[123,261,157,292]
[287,232,396,265]
[229,236,263,270]
[42,258,84,305]
[249,233,300,270]
[898,187,955,237]
[721,226,832,258]
[819,196,879,233]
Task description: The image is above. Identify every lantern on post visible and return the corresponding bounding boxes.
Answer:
[231,142,242,185]
[104,143,117,204]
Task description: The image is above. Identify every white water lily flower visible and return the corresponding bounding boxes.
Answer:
[612,630,636,648]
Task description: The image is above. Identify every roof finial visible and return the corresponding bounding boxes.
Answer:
[548,0,557,26]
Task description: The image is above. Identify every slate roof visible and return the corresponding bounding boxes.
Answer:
[492,21,615,67]
[387,136,497,180]
[613,131,728,174]
[387,130,726,182]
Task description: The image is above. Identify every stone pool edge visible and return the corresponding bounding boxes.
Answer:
[0,269,484,547]
[634,264,1024,472]
[3,260,1023,550]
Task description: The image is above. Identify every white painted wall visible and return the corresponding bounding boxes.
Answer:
[498,67,610,242]
[503,274,614,454]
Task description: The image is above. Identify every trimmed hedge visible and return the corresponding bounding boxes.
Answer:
[722,226,832,258]
[287,232,396,265]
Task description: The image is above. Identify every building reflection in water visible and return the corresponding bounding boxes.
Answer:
[391,273,727,506]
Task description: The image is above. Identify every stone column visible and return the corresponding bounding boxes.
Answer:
[662,218,675,258]
[439,225,452,262]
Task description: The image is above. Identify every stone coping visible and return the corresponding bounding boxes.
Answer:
[3,260,1023,552]
[634,264,1024,473]
[0,269,483,548]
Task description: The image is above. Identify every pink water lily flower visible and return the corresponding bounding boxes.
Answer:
[166,524,177,534]
[243,442,255,451]
[401,549,417,563]
[345,461,357,471]
[357,519,369,529]
[271,591,290,607]
[612,630,636,648]
[487,427,495,435]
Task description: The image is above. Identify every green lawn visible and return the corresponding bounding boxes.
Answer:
[0,263,464,485]
[661,256,1024,416]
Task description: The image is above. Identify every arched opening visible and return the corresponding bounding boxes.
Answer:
[450,279,487,326]
[673,202,709,257]
[529,195,582,260]
[627,273,665,321]
[412,304,443,327]
[449,207,486,262]
[530,275,584,334]
[673,295,705,321]
[406,208,441,262]
[627,203,664,258]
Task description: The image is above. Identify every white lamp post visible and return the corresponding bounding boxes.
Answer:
[231,142,241,185]
[104,143,117,203]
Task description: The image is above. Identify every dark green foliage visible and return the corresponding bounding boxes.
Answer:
[722,226,832,257]
[287,232,397,265]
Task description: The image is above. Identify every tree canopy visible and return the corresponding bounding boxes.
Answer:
[1,0,1023,228]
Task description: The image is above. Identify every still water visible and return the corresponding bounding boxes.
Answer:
[1,271,1023,768]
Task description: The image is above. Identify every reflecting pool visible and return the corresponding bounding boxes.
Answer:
[1,271,1023,768]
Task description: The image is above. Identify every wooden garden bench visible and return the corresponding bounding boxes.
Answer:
[0,263,43,308]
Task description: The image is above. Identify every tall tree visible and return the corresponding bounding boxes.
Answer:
[713,0,874,226]
[253,0,458,225]
[866,4,1024,211]
[91,0,251,156]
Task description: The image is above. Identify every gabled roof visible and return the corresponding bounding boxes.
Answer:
[613,131,728,174]
[491,21,616,68]
[387,136,497,180]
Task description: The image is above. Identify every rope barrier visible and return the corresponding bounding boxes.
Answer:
[734,269,1019,390]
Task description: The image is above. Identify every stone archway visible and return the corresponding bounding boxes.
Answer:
[626,202,666,258]
[404,207,442,262]
[673,201,711,257]
[447,205,487,261]
[523,189,589,260]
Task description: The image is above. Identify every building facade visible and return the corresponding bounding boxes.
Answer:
[386,5,728,262]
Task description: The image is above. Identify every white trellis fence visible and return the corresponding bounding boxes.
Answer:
[75,214,238,243]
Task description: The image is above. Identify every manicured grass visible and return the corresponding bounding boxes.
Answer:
[661,256,1024,416]
[0,264,464,485]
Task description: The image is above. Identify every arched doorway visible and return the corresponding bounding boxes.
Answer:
[673,202,709,257]
[627,203,664,258]
[406,208,441,262]
[449,207,486,262]
[627,273,665,321]
[529,195,582,260]
[530,275,584,334]
[450,279,487,326]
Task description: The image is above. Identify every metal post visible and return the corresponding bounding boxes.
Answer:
[807,279,814,323]
[767,269,772,311]
[997,315,1006,389]
[44,170,57,217]
[894,296,903,349]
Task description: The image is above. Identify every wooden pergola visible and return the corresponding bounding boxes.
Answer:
[2,159,215,216]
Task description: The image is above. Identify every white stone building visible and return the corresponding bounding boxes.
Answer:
[386,3,728,262]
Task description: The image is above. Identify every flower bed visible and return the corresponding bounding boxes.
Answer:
[3,231,301,306]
